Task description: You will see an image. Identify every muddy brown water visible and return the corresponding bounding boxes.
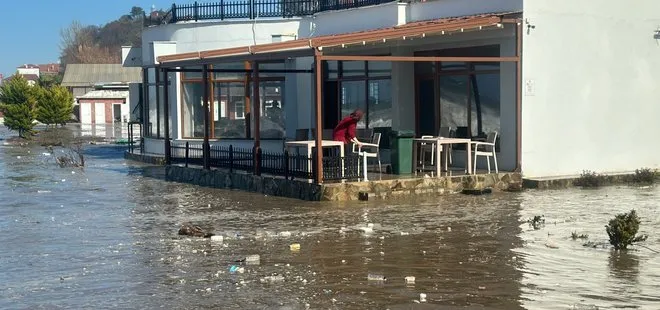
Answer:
[0,127,659,309]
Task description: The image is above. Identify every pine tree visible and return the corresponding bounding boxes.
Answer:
[36,86,74,127]
[0,75,37,138]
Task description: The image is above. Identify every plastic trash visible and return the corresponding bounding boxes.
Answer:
[260,275,285,283]
[245,254,260,265]
[367,274,386,282]
[419,293,427,302]
[447,227,452,232]
[290,243,301,251]
[210,235,224,242]
[405,276,415,285]
[229,265,245,274]
[278,231,292,237]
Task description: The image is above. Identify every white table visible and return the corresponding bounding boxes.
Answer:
[412,137,472,176]
[284,140,345,177]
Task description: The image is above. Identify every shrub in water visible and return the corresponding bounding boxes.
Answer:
[574,170,605,188]
[527,215,545,230]
[605,210,647,250]
[571,232,589,240]
[629,168,656,185]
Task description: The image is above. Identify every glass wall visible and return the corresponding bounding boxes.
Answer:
[328,60,392,130]
[182,82,205,138]
[180,61,285,139]
[415,45,501,144]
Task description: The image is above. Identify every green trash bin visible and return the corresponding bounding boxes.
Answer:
[389,130,415,175]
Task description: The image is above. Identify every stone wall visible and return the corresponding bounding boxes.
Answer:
[321,173,523,201]
[165,166,324,201]
[124,151,166,165]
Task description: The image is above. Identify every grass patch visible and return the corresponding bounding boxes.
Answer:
[605,210,648,250]
[574,170,606,188]
[571,232,589,240]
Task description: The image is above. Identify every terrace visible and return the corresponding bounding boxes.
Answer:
[144,0,396,26]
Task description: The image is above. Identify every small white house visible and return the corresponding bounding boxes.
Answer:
[77,88,130,124]
[126,0,660,181]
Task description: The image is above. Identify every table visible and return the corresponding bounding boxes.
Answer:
[412,137,472,176]
[284,140,345,177]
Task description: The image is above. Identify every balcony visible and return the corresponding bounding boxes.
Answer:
[144,0,397,26]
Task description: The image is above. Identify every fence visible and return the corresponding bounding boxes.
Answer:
[169,142,362,181]
[144,0,395,25]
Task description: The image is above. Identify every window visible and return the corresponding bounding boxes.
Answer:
[180,61,285,139]
[328,60,392,130]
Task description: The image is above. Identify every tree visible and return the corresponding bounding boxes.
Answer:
[38,73,63,88]
[0,75,38,138]
[36,86,74,127]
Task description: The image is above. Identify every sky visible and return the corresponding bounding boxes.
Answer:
[0,0,190,78]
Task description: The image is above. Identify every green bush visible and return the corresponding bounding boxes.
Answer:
[36,85,74,127]
[571,232,589,240]
[0,74,38,138]
[629,168,656,185]
[605,210,648,250]
[574,170,605,188]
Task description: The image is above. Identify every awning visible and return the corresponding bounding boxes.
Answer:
[157,12,519,65]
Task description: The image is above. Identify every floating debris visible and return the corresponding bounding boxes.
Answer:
[290,243,301,252]
[405,276,415,285]
[419,293,427,302]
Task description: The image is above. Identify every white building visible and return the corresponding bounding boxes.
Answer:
[126,0,660,181]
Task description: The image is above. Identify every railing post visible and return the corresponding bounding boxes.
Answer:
[185,142,189,168]
[254,146,262,176]
[249,0,254,19]
[311,148,317,181]
[194,1,199,21]
[229,145,234,173]
[171,4,177,23]
[220,0,225,20]
[284,150,290,180]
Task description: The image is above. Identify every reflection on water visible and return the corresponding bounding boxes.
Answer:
[76,123,129,140]
[0,126,659,309]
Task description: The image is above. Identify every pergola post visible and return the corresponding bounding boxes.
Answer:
[314,50,324,184]
[515,21,523,172]
[202,64,210,170]
[244,61,252,139]
[155,66,161,138]
[163,67,171,165]
[252,61,261,176]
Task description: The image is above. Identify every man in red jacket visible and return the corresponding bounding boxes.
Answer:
[332,109,364,146]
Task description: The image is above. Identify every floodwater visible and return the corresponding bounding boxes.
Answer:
[0,127,659,309]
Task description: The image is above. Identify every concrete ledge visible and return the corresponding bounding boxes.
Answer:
[523,172,645,189]
[124,151,166,165]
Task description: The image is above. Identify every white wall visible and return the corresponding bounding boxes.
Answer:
[142,19,302,63]
[409,0,522,23]
[521,0,660,177]
[17,67,39,77]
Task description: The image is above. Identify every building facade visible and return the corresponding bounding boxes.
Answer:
[127,0,660,180]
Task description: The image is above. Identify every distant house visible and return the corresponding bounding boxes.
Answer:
[61,64,142,98]
[60,64,142,122]
[77,85,130,124]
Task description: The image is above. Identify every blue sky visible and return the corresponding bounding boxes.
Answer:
[0,0,190,77]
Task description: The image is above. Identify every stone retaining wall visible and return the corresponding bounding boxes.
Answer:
[166,166,323,201]
[124,151,166,165]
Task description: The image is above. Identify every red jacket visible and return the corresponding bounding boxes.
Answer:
[332,116,358,144]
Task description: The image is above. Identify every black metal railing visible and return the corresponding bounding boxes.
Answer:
[144,0,395,25]
[169,142,362,181]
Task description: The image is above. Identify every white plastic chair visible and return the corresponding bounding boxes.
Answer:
[419,135,437,171]
[353,132,381,181]
[470,131,498,174]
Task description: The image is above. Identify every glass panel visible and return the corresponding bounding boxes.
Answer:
[440,62,467,71]
[214,82,247,138]
[260,80,285,139]
[213,62,246,80]
[327,61,339,79]
[158,82,165,137]
[342,61,365,77]
[415,61,435,76]
[417,79,436,136]
[183,66,203,79]
[470,73,500,139]
[340,80,366,128]
[439,75,469,137]
[148,83,158,137]
[367,79,391,128]
[368,61,391,77]
[182,82,205,138]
